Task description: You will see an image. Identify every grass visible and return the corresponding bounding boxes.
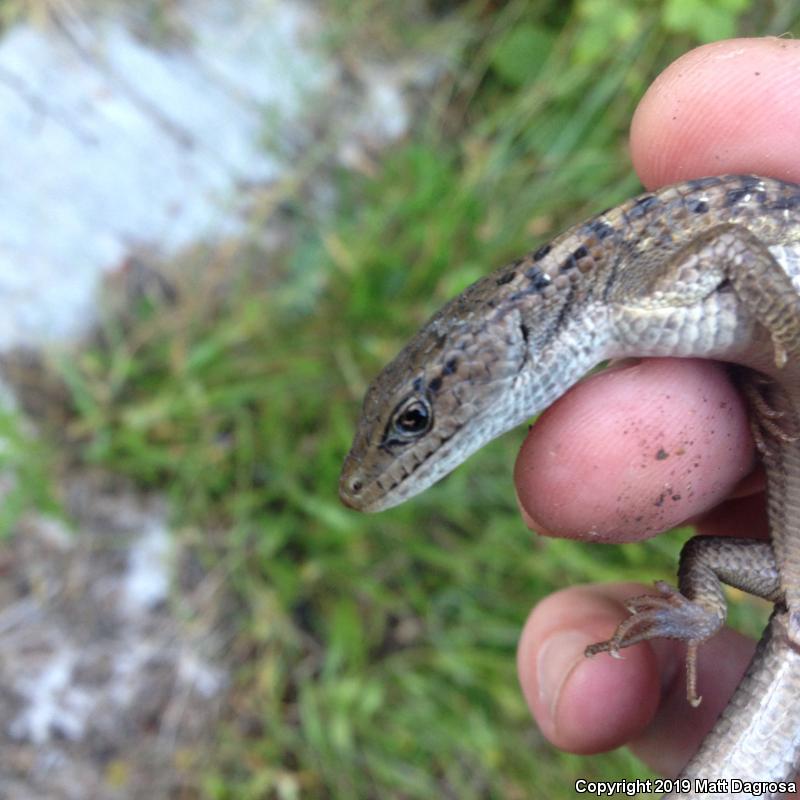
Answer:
[0,406,60,536]
[31,0,800,797]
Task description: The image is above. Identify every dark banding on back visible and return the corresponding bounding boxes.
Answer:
[586,218,615,241]
[625,194,660,221]
[525,266,552,290]
[532,243,551,261]
[688,199,709,214]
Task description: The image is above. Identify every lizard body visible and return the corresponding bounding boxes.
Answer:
[340,175,800,798]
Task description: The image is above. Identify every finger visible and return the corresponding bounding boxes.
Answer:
[515,38,800,540]
[693,490,769,539]
[631,37,800,188]
[514,358,754,542]
[518,584,758,775]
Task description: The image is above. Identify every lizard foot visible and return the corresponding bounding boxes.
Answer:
[584,581,723,706]
[740,374,800,455]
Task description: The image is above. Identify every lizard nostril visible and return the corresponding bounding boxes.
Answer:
[340,479,363,510]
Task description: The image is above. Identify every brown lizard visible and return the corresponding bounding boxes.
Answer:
[340,174,800,798]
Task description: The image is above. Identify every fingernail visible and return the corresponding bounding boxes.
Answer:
[514,488,538,529]
[537,630,592,717]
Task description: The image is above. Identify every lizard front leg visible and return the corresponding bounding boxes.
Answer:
[613,223,800,371]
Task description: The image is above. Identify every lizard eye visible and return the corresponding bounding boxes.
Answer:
[392,397,432,437]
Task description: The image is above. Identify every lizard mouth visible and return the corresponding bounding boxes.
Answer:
[338,453,384,512]
[338,476,364,510]
[338,472,394,512]
[338,446,412,512]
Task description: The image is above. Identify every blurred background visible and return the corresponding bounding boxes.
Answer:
[1,0,798,798]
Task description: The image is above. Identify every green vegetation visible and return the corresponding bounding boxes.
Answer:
[0,407,60,536]
[45,0,800,797]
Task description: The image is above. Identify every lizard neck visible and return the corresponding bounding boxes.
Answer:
[512,301,616,420]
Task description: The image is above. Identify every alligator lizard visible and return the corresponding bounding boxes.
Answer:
[339,174,800,798]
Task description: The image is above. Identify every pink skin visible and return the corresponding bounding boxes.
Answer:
[515,359,755,543]
[516,37,800,781]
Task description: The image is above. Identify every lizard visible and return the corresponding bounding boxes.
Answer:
[339,174,800,798]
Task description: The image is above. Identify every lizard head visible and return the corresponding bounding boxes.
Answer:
[339,288,535,512]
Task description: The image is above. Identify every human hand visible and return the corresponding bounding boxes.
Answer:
[515,37,800,776]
